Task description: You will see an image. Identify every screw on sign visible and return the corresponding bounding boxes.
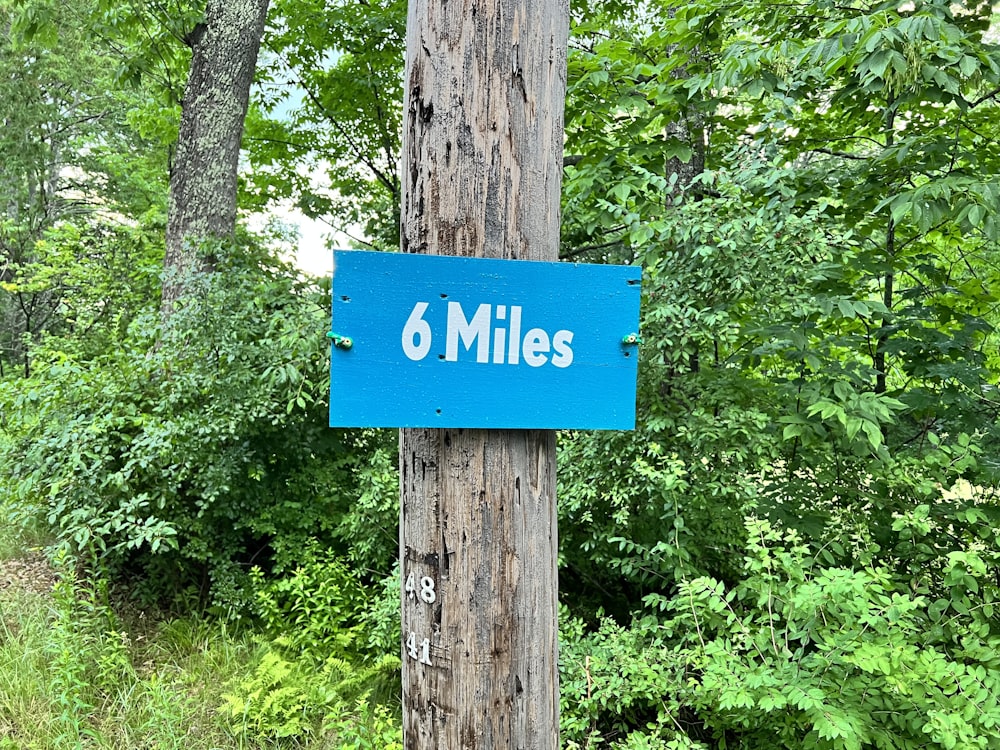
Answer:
[326,331,353,350]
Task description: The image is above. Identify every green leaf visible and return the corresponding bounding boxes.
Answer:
[958,55,978,78]
[861,420,883,449]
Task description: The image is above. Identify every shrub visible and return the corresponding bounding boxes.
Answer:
[560,515,1000,749]
[0,241,385,613]
[251,541,371,659]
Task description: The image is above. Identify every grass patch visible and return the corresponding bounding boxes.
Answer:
[0,570,264,749]
[0,549,402,748]
[0,494,402,749]
[0,589,53,749]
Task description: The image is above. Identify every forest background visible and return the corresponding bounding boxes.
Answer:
[2,0,1000,747]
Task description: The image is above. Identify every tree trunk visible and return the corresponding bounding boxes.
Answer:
[398,0,569,747]
[874,109,897,396]
[161,0,270,316]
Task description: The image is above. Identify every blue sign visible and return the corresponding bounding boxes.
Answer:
[329,251,641,430]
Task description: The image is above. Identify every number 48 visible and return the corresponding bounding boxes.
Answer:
[404,571,437,604]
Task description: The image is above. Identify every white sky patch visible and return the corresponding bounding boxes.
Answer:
[276,204,337,277]
[247,201,358,278]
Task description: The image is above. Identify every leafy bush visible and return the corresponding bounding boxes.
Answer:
[0,240,385,612]
[220,649,401,744]
[677,518,1000,749]
[560,512,1000,749]
[358,566,403,657]
[220,540,402,744]
[251,541,371,659]
[559,608,693,749]
[323,698,404,750]
[330,431,400,577]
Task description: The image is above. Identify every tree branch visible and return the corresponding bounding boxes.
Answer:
[808,147,869,161]
[970,86,1000,109]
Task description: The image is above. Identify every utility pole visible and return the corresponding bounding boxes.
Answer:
[397,0,569,746]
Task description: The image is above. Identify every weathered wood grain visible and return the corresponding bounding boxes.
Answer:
[398,0,568,746]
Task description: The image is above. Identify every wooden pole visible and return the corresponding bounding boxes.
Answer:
[398,0,568,746]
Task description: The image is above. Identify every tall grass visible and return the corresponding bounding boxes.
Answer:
[0,566,265,749]
[1,508,254,748]
[1,518,402,749]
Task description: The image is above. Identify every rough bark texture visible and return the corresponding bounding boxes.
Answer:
[400,429,560,748]
[399,0,568,261]
[161,0,270,315]
[399,0,569,747]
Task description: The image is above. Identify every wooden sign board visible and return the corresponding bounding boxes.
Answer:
[329,250,641,430]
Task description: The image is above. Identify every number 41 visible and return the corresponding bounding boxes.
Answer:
[406,632,432,665]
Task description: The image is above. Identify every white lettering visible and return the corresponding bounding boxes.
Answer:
[420,576,436,604]
[404,570,437,604]
[402,299,574,368]
[551,330,574,368]
[522,328,550,367]
[493,327,507,364]
[446,302,491,363]
[493,305,507,364]
[406,632,432,665]
[402,302,432,361]
[508,306,522,364]
[404,571,417,599]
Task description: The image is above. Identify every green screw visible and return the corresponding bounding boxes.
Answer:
[622,333,642,345]
[327,332,353,350]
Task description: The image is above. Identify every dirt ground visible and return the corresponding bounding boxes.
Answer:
[0,551,57,596]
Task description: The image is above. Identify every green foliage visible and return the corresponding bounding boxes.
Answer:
[669,518,1000,749]
[553,3,1000,747]
[0,0,171,378]
[251,541,370,659]
[4,0,1000,746]
[228,541,402,744]
[4,218,165,362]
[0,551,230,749]
[0,553,307,747]
[559,608,692,748]
[1,240,381,613]
[46,559,133,746]
[560,510,1000,748]
[330,431,400,576]
[90,0,198,104]
[322,698,403,750]
[358,567,403,657]
[245,0,406,248]
[220,649,401,744]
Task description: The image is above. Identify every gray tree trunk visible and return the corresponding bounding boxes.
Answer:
[161,0,270,315]
[398,0,569,747]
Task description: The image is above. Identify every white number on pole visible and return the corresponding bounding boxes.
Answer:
[419,576,436,604]
[404,571,416,600]
[404,571,437,604]
[406,632,432,665]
